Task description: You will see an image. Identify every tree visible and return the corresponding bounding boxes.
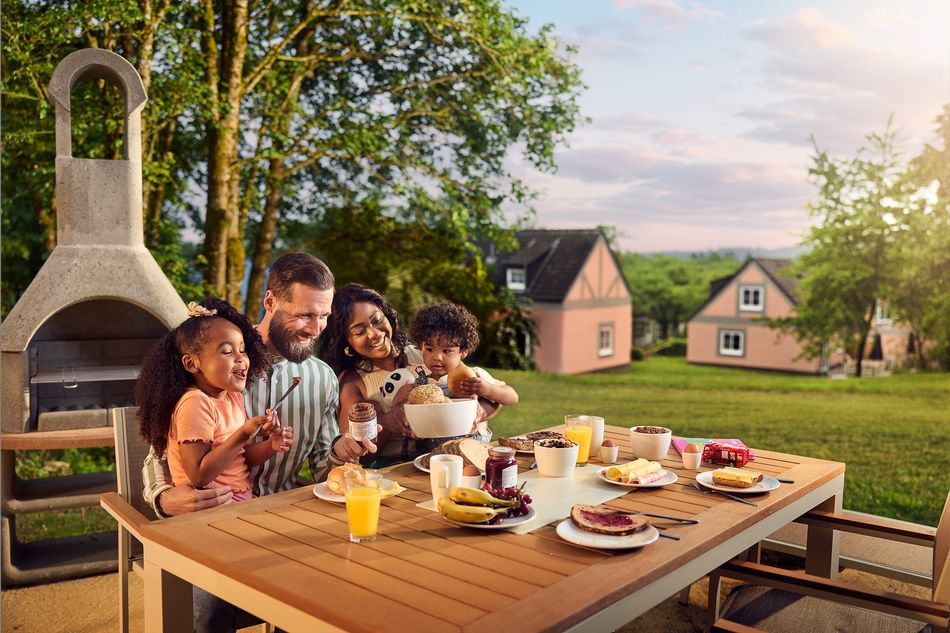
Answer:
[2,0,585,318]
[773,122,907,377]
[890,104,950,369]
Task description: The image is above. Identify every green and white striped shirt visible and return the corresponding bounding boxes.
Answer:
[142,355,341,516]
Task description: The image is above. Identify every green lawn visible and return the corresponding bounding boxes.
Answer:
[488,357,950,526]
[18,357,950,541]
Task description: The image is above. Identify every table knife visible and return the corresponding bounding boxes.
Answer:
[776,478,795,484]
[639,512,699,524]
[657,531,680,541]
[249,376,301,440]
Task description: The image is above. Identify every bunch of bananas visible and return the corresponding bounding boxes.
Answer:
[438,487,516,524]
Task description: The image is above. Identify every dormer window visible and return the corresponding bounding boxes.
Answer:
[506,267,526,291]
[739,285,764,311]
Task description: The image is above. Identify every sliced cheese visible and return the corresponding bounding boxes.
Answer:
[622,460,662,484]
[605,458,650,481]
[712,467,762,487]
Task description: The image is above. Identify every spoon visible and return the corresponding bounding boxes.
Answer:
[249,377,301,440]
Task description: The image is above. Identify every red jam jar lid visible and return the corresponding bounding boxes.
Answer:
[488,446,515,458]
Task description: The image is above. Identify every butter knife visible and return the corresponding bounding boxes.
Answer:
[249,376,301,440]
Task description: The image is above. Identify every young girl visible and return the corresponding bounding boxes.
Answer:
[410,300,519,441]
[136,298,293,504]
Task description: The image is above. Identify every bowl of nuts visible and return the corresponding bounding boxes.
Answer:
[629,425,672,460]
[533,437,579,477]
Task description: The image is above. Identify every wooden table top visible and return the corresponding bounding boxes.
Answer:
[141,426,845,633]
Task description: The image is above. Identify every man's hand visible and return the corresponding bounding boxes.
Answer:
[333,427,381,462]
[157,484,232,516]
[270,424,294,453]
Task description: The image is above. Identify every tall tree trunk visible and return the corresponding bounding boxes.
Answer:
[200,0,249,296]
[854,300,876,378]
[247,157,287,312]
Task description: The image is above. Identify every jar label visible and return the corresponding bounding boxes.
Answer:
[349,419,377,441]
[500,464,517,489]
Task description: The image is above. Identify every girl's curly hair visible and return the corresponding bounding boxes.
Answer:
[317,284,409,376]
[135,297,270,456]
[410,301,480,355]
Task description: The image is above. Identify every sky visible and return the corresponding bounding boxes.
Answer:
[503,0,950,253]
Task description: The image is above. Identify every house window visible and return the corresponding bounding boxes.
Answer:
[598,323,614,357]
[739,285,764,311]
[506,267,526,291]
[719,329,744,356]
[875,303,892,324]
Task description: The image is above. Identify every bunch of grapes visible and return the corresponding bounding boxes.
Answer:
[482,482,533,524]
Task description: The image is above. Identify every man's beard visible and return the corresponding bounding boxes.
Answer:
[268,311,315,363]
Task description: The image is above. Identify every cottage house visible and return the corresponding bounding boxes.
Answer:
[488,229,632,374]
[687,257,830,373]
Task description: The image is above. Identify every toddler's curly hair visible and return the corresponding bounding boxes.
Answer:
[135,297,270,456]
[410,301,480,354]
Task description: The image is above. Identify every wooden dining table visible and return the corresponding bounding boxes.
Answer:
[138,425,845,632]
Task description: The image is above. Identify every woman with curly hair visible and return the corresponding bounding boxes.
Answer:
[318,284,428,464]
[135,297,293,503]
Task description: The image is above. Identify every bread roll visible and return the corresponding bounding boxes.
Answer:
[408,383,445,404]
[447,362,476,396]
[326,463,363,495]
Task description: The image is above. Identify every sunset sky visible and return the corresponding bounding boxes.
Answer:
[504,0,950,253]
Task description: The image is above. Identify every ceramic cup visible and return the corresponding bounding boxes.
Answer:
[682,451,702,470]
[583,416,605,461]
[460,474,483,490]
[629,425,672,461]
[429,454,463,502]
[600,444,620,464]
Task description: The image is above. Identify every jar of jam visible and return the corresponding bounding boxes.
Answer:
[485,446,517,491]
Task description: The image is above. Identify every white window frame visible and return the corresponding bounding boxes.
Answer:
[719,329,745,356]
[875,303,893,324]
[598,323,614,357]
[506,267,526,291]
[739,285,764,312]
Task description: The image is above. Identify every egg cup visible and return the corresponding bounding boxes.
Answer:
[682,451,702,470]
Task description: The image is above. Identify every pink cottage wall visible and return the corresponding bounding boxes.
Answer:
[531,239,632,374]
[687,261,822,373]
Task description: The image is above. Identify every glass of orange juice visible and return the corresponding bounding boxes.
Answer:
[344,470,382,542]
[564,415,593,466]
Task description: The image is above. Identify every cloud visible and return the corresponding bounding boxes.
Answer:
[612,0,723,29]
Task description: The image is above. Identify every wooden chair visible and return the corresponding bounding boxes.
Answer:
[708,490,950,633]
[100,406,152,633]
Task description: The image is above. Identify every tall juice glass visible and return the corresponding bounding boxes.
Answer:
[345,470,382,542]
[564,415,593,466]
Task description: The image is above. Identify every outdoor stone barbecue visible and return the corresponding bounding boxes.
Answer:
[0,48,186,584]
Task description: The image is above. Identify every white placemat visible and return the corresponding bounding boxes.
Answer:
[416,465,630,534]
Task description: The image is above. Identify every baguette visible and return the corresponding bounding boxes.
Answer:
[712,467,763,488]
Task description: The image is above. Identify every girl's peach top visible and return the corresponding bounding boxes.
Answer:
[166,387,252,494]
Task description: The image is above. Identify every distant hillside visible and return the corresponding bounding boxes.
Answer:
[642,246,806,260]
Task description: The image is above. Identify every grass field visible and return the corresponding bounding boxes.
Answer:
[489,357,950,526]
[19,356,950,541]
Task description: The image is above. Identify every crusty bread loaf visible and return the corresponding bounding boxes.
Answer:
[498,431,564,451]
[421,438,488,472]
[712,467,763,488]
[326,463,363,495]
[446,362,476,396]
[570,504,650,536]
[408,383,446,404]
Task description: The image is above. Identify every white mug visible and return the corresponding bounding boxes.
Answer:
[429,454,463,502]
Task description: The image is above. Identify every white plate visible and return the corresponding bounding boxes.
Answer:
[442,505,537,530]
[413,453,430,473]
[596,468,678,488]
[312,482,344,503]
[556,519,660,550]
[312,479,398,503]
[695,471,780,494]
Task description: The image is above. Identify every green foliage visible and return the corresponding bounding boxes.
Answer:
[489,357,950,525]
[621,252,741,339]
[631,347,645,361]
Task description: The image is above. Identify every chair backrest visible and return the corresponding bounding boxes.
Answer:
[111,406,153,519]
[934,489,950,604]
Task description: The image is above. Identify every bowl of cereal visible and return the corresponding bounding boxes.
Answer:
[628,425,672,460]
[533,437,579,477]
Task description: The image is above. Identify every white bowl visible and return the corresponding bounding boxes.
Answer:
[629,426,672,460]
[404,398,478,438]
[533,440,579,477]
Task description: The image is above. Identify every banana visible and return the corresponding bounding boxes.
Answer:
[438,497,509,524]
[449,486,516,508]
